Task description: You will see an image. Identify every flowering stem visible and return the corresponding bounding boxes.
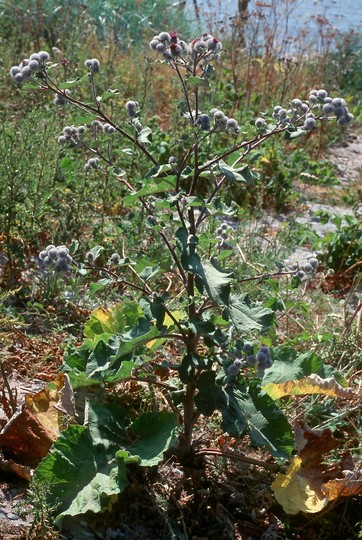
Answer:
[174,63,194,123]
[44,77,157,165]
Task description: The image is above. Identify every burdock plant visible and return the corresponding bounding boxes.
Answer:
[9,32,354,517]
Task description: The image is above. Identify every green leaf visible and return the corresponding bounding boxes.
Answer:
[123,176,176,204]
[58,75,88,89]
[229,293,274,333]
[202,260,233,306]
[85,401,130,456]
[219,161,255,183]
[35,425,97,509]
[284,128,306,140]
[220,382,293,457]
[186,76,209,88]
[97,88,119,103]
[112,326,159,360]
[261,346,346,390]
[137,126,152,144]
[89,279,112,294]
[35,419,139,525]
[195,371,226,416]
[128,412,178,466]
[139,297,166,330]
[86,245,104,261]
[139,265,160,281]
[85,338,119,379]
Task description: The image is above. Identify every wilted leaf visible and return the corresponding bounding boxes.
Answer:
[26,373,75,435]
[263,374,355,400]
[0,375,75,467]
[0,407,57,467]
[272,422,362,515]
[322,466,362,500]
[0,454,31,480]
[272,456,328,514]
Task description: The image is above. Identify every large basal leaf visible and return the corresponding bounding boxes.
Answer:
[35,425,98,509]
[35,410,139,525]
[85,401,130,456]
[128,411,178,466]
[55,455,136,524]
[229,293,274,333]
[219,382,293,457]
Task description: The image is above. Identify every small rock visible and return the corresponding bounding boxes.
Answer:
[7,512,20,520]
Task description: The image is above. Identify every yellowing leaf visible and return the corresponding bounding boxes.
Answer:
[25,373,72,435]
[272,457,328,514]
[263,374,355,400]
[163,310,184,327]
[147,310,185,349]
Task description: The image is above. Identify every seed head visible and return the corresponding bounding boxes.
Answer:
[10,66,21,77]
[303,117,317,131]
[84,58,100,73]
[126,100,138,117]
[259,346,270,357]
[158,32,171,42]
[317,89,328,99]
[110,253,120,264]
[228,364,240,376]
[226,118,239,131]
[196,114,210,131]
[256,351,268,364]
[28,59,40,71]
[255,117,266,129]
[13,72,24,83]
[149,39,159,50]
[323,103,334,115]
[38,51,50,61]
[292,98,303,109]
[21,66,32,78]
[103,123,116,134]
[48,247,59,260]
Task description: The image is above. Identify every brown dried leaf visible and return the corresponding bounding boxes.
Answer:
[0,407,56,467]
[0,453,31,480]
[295,421,340,469]
[272,422,362,515]
[0,374,75,468]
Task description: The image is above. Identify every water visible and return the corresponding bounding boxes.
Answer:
[185,0,362,37]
